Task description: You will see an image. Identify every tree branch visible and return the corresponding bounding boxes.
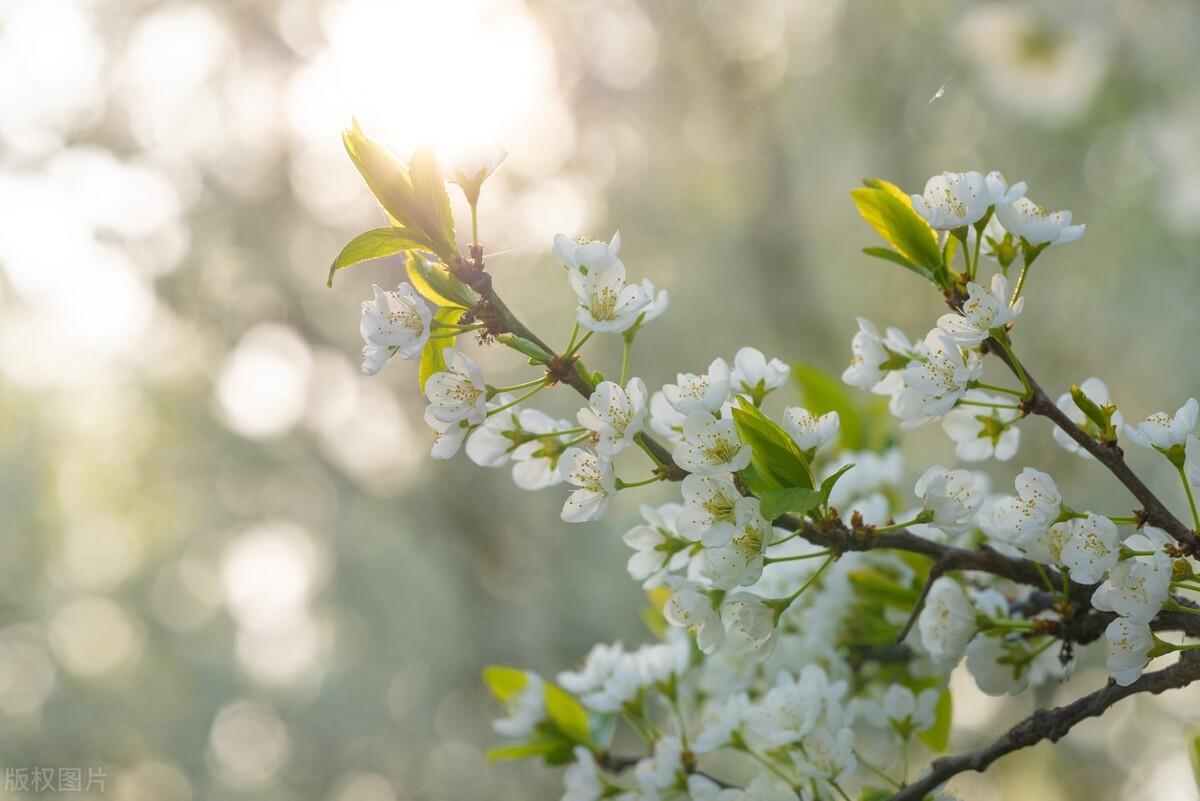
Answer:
[886,650,1200,801]
[986,335,1199,551]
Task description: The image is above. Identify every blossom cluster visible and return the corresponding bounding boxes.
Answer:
[329,134,1200,801]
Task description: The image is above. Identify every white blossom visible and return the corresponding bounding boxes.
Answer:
[1104,617,1154,687]
[465,395,520,467]
[747,665,846,748]
[424,348,488,425]
[910,170,1016,230]
[995,194,1085,246]
[558,642,640,713]
[1051,513,1119,584]
[447,142,507,202]
[842,318,918,392]
[559,448,617,523]
[982,468,1062,551]
[1125,398,1198,450]
[1091,529,1173,623]
[492,671,545,737]
[673,412,751,476]
[664,359,732,415]
[425,406,471,459]
[578,378,649,457]
[731,347,790,399]
[554,231,622,275]
[663,579,725,654]
[693,692,751,753]
[701,498,772,589]
[720,593,777,658]
[649,390,687,445]
[792,725,857,784]
[568,258,652,333]
[677,474,742,547]
[563,746,605,801]
[510,409,573,490]
[359,283,432,366]
[1187,434,1200,486]
[936,274,1024,345]
[914,466,985,533]
[782,407,840,452]
[1052,377,1122,459]
[893,330,981,426]
[941,391,1021,461]
[881,684,939,733]
[635,735,683,797]
[918,577,979,666]
[623,503,688,586]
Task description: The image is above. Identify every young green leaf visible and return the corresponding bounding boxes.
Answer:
[759,487,822,520]
[409,146,457,258]
[917,689,953,753]
[327,227,433,287]
[343,120,419,227]
[861,247,934,282]
[482,665,528,703]
[544,684,593,746]
[407,252,477,309]
[731,397,813,490]
[819,463,855,507]
[851,179,944,284]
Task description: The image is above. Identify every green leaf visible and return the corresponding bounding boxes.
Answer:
[917,689,953,753]
[847,568,921,608]
[327,227,432,287]
[482,665,528,703]
[731,397,813,490]
[499,334,552,364]
[407,252,476,309]
[409,145,457,257]
[851,179,943,284]
[819,463,855,507]
[859,790,894,801]
[759,487,822,520]
[342,120,456,262]
[419,307,463,392]
[485,739,559,762]
[544,684,593,746]
[343,120,418,227]
[861,247,933,282]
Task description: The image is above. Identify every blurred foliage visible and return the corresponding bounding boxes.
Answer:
[1,0,1200,799]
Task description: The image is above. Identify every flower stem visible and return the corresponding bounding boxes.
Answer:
[470,202,479,248]
[522,426,587,440]
[774,555,834,616]
[1177,464,1200,531]
[874,516,930,534]
[1108,515,1140,525]
[992,331,1033,399]
[853,750,902,789]
[764,550,833,565]
[486,383,547,417]
[565,330,593,359]
[969,381,1025,398]
[616,475,663,490]
[490,376,550,395]
[620,337,633,385]
[956,399,1022,411]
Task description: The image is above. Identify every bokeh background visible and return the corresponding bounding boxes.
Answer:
[2,0,1200,799]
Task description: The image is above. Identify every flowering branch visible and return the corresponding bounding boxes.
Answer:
[985,334,1200,551]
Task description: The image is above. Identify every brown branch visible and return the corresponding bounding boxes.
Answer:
[886,650,1200,801]
[986,335,1199,551]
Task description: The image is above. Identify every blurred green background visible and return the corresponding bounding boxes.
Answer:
[2,0,1199,799]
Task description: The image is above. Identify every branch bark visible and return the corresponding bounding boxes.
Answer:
[886,650,1200,801]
